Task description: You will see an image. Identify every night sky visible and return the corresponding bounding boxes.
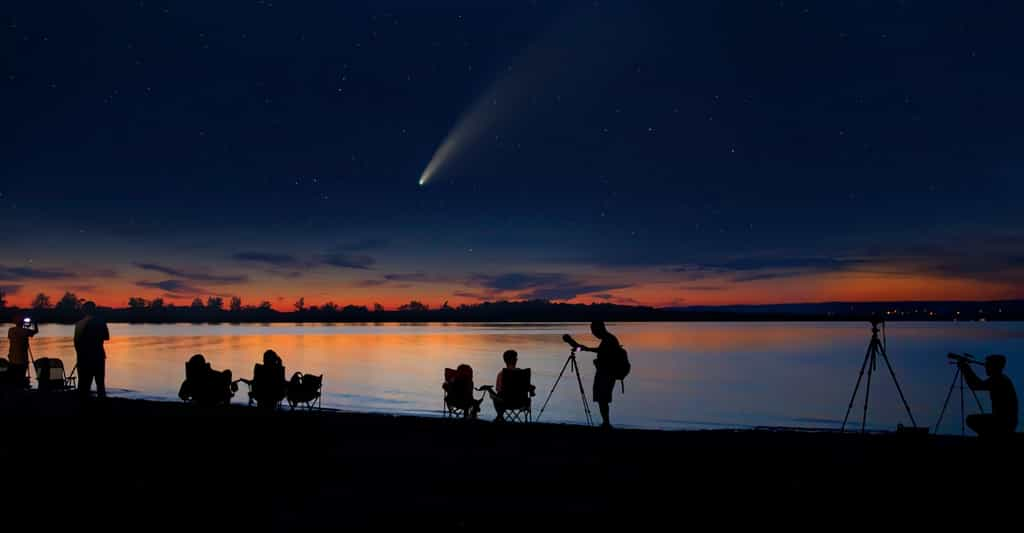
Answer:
[2,1,1023,309]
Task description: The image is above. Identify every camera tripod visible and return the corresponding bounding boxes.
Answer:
[935,360,985,436]
[536,347,594,426]
[841,319,918,433]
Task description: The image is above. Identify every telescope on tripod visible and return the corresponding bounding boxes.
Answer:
[535,334,594,426]
[935,353,986,436]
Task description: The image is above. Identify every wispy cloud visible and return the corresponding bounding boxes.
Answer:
[232,252,302,268]
[0,284,23,295]
[470,272,630,301]
[136,279,207,295]
[319,252,375,270]
[134,262,248,283]
[0,265,76,281]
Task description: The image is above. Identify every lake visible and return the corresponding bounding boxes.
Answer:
[15,321,1024,434]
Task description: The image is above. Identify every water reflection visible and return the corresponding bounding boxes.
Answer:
[22,322,1024,434]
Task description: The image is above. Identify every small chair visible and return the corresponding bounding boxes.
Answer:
[32,357,77,392]
[287,372,323,410]
[442,365,484,419]
[244,361,287,409]
[178,354,236,406]
[487,368,534,423]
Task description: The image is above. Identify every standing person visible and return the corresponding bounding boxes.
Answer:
[7,316,39,387]
[575,321,629,429]
[74,301,110,399]
[958,354,1018,437]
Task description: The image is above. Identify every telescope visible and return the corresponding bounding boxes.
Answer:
[947,353,984,366]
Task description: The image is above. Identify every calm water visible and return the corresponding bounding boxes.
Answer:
[13,321,1024,434]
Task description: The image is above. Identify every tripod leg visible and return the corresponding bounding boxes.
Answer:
[878,343,917,428]
[861,348,874,433]
[842,341,874,432]
[536,354,573,422]
[570,357,593,426]
[959,369,965,436]
[935,367,959,432]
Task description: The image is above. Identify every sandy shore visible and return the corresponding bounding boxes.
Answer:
[1,390,1020,527]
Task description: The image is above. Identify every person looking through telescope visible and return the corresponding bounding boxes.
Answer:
[954,354,1018,437]
[564,321,629,429]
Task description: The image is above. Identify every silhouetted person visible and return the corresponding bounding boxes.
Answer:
[238,349,287,408]
[179,354,236,406]
[6,316,38,387]
[959,354,1018,437]
[576,321,623,429]
[74,301,110,399]
[488,349,535,422]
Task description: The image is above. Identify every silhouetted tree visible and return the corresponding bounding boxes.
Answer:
[190,298,204,310]
[399,300,428,311]
[150,298,165,310]
[294,297,305,312]
[343,304,368,313]
[32,293,52,310]
[230,296,242,312]
[321,301,339,313]
[128,297,148,309]
[258,301,273,310]
[206,296,224,310]
[55,292,83,313]
[373,302,383,312]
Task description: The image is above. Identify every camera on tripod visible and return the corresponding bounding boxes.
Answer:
[562,334,581,351]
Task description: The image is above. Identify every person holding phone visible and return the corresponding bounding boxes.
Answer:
[7,315,39,387]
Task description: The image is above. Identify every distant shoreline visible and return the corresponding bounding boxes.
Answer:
[2,298,1022,325]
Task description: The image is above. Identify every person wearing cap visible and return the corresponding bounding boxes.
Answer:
[958,354,1018,436]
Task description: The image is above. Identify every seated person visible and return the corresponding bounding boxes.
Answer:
[483,350,535,421]
[442,364,483,418]
[237,350,287,408]
[178,354,236,406]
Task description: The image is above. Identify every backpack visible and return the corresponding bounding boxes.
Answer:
[610,344,631,382]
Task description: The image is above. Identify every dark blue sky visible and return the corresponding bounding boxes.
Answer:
[2,1,1022,308]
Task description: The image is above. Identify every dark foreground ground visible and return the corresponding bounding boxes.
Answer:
[1,390,1021,528]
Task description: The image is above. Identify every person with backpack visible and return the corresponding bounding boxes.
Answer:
[573,321,630,429]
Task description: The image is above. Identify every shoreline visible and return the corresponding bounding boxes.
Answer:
[2,391,1021,525]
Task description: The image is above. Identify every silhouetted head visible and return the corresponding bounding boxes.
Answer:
[590,321,608,339]
[82,301,97,315]
[12,314,23,326]
[985,354,1007,377]
[263,349,281,366]
[503,349,518,367]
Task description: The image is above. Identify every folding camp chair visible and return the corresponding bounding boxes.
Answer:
[486,368,535,423]
[32,357,77,392]
[178,354,236,406]
[243,361,287,409]
[442,365,484,419]
[287,372,323,410]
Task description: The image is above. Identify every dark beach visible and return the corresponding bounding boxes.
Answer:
[1,391,1020,528]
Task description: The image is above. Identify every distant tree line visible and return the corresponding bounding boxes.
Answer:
[0,291,1022,323]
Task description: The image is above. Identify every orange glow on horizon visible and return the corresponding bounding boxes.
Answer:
[4,268,1022,311]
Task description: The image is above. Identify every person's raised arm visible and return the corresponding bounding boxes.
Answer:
[960,362,988,391]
